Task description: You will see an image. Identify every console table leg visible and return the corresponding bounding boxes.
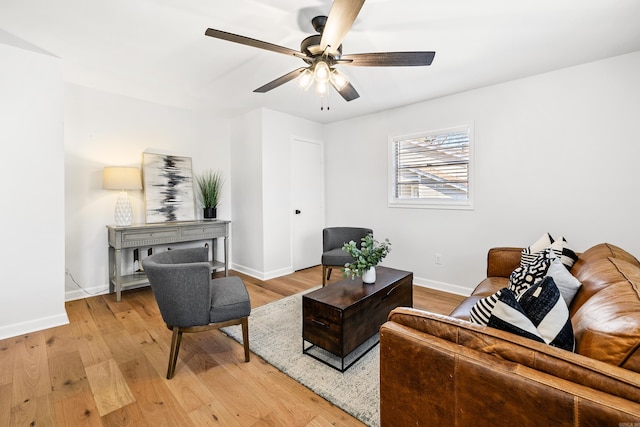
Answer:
[115,248,122,302]
[108,246,115,295]
[224,236,229,277]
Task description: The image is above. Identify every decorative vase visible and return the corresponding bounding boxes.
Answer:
[203,207,217,219]
[362,266,376,284]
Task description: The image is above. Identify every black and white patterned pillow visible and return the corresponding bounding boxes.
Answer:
[470,278,574,352]
[509,248,555,296]
[470,290,501,325]
[470,288,545,344]
[550,237,578,270]
[520,233,555,267]
[517,276,575,351]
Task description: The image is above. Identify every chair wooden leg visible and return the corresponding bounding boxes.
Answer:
[327,267,332,281]
[322,265,327,286]
[167,327,182,379]
[241,317,250,362]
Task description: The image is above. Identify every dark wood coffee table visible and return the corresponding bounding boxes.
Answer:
[302,266,413,371]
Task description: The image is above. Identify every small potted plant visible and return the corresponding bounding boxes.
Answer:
[195,170,224,219]
[342,233,391,283]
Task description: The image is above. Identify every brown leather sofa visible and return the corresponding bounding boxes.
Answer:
[380,243,640,426]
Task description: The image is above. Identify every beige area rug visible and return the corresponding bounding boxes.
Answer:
[221,288,380,427]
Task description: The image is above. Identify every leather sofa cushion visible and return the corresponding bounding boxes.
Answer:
[572,258,640,371]
[449,277,508,320]
[574,243,640,268]
[472,277,508,296]
[449,296,481,321]
[570,244,640,315]
[570,258,630,314]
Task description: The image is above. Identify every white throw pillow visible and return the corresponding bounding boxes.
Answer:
[545,258,582,308]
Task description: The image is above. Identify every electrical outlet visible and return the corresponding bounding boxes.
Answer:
[435,254,443,265]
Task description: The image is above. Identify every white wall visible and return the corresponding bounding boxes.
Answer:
[3,32,638,340]
[0,40,67,339]
[64,83,231,299]
[230,109,264,276]
[230,108,324,279]
[324,51,640,295]
[261,109,324,276]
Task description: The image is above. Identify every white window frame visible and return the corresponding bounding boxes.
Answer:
[388,124,474,210]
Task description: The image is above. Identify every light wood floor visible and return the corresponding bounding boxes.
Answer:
[0,265,465,426]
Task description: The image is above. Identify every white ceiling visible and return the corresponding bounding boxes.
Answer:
[2,0,640,124]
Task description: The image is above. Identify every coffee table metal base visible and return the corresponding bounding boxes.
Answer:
[303,333,380,372]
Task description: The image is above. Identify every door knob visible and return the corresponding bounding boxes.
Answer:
[295,209,301,214]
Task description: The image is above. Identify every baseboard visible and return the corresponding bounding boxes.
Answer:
[231,263,294,281]
[0,312,70,341]
[65,285,110,302]
[412,275,472,297]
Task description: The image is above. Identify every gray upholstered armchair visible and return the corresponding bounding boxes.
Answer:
[142,247,251,379]
[321,227,373,286]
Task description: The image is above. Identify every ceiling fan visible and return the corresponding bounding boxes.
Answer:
[204,0,435,103]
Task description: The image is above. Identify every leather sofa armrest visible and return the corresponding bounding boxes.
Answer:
[385,307,640,400]
[487,247,522,278]
[381,307,640,426]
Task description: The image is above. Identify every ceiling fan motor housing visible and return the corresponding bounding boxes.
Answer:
[300,36,342,61]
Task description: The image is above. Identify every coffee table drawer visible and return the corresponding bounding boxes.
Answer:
[303,299,343,356]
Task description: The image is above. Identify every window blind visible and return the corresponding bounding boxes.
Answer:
[393,129,470,201]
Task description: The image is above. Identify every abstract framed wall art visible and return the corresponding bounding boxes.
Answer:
[143,152,196,223]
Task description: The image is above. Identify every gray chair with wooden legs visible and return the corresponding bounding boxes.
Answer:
[142,247,251,379]
[321,227,373,286]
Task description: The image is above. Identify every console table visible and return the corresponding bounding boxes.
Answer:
[107,220,230,301]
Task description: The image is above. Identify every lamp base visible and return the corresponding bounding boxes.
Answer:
[114,191,133,226]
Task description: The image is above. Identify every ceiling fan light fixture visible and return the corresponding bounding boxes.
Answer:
[313,60,330,84]
[330,69,349,91]
[297,68,314,91]
[315,80,328,97]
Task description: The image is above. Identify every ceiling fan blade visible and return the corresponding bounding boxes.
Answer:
[339,51,436,67]
[331,80,360,102]
[253,68,307,93]
[320,0,365,56]
[205,28,309,60]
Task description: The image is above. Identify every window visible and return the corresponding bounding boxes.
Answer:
[389,125,473,209]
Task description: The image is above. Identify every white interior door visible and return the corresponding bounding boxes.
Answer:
[292,138,323,270]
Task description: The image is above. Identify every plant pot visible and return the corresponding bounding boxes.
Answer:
[203,207,217,219]
[362,266,376,284]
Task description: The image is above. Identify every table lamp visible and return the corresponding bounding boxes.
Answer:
[103,166,143,226]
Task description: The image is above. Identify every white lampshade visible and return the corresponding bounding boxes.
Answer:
[103,166,142,190]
